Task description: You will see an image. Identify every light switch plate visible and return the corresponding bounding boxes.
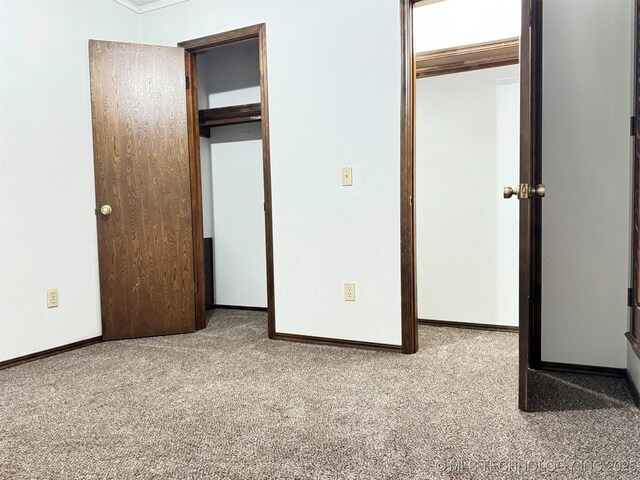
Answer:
[344,282,356,301]
[341,167,353,186]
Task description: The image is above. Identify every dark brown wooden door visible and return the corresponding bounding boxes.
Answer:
[89,40,195,341]
[629,0,640,358]
[518,0,543,411]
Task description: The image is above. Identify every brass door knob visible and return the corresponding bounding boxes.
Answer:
[503,186,519,199]
[100,205,112,216]
[533,184,546,197]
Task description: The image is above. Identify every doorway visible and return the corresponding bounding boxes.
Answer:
[414,34,521,332]
[180,24,276,337]
[405,0,640,412]
[88,25,275,342]
[401,0,542,410]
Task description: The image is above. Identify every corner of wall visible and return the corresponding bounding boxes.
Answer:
[137,10,143,42]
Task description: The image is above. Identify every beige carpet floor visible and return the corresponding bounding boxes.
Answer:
[1,309,639,479]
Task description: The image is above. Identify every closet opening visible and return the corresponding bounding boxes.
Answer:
[179,25,275,337]
[413,0,521,332]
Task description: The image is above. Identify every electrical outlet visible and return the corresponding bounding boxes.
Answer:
[341,167,353,186]
[47,288,58,308]
[344,282,356,301]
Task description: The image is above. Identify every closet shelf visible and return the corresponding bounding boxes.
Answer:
[199,103,262,137]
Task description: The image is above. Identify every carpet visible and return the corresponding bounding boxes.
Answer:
[1,309,639,479]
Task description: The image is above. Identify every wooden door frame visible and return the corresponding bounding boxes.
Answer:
[402,0,543,408]
[415,37,519,78]
[401,0,418,354]
[178,24,276,337]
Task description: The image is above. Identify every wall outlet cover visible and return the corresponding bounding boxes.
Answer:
[344,282,356,301]
[47,288,59,308]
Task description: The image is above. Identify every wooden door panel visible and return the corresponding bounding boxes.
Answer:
[89,40,195,340]
[518,0,543,411]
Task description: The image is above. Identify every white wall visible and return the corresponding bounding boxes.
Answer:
[209,123,267,307]
[416,65,520,326]
[414,0,520,52]
[0,0,140,362]
[140,0,402,344]
[541,0,633,368]
[197,40,260,109]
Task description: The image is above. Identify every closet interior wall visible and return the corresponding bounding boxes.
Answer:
[197,40,267,310]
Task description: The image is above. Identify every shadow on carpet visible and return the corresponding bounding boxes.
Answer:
[528,369,636,412]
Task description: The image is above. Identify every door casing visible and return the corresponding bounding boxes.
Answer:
[400,0,418,355]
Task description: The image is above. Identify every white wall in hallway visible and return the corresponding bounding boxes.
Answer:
[0,0,140,362]
[415,65,520,327]
[541,0,633,368]
[140,0,402,344]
